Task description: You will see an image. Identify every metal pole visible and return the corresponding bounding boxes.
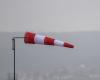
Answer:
[12,37,24,80]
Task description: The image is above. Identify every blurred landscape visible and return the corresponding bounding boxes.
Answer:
[8,65,100,80]
[0,31,100,80]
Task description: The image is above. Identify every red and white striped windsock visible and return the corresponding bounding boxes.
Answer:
[24,32,74,48]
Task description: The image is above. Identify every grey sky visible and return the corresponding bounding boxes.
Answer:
[0,0,100,32]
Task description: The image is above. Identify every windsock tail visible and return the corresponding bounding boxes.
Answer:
[64,42,74,48]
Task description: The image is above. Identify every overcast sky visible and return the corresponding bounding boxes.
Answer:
[0,0,100,32]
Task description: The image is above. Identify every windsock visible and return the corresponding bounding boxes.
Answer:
[24,32,74,48]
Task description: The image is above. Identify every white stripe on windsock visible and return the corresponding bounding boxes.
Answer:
[54,40,64,47]
[34,34,45,44]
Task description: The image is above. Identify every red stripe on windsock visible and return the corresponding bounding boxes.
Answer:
[24,32,35,44]
[64,42,74,48]
[44,37,55,45]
